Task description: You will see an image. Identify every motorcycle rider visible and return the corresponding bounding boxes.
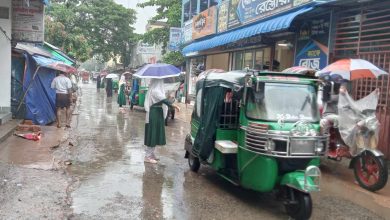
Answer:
[320,77,348,134]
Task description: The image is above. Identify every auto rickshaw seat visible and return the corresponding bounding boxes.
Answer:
[215,140,238,154]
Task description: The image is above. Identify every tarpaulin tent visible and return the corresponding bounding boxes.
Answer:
[12,43,77,125]
[41,42,76,66]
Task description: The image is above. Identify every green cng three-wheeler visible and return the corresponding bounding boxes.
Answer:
[184,70,328,219]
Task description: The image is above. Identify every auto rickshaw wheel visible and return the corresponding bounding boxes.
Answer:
[188,152,200,172]
[285,188,312,220]
[353,151,388,192]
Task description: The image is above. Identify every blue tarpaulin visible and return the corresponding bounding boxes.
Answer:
[182,6,313,55]
[42,0,50,5]
[13,42,76,125]
[23,54,57,125]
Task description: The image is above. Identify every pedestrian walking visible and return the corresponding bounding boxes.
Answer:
[106,78,113,97]
[96,75,101,89]
[117,75,127,108]
[51,71,73,128]
[144,79,180,163]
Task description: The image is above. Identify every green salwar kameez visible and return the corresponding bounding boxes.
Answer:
[117,84,127,106]
[144,99,171,147]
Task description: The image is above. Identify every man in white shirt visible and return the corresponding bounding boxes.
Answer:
[51,72,72,128]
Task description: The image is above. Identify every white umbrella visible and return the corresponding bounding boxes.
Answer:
[105,73,119,79]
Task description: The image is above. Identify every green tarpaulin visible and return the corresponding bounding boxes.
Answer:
[192,70,247,161]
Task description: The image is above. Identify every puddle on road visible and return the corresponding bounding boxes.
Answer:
[67,84,191,219]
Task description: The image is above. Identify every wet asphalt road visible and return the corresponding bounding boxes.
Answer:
[59,83,387,219]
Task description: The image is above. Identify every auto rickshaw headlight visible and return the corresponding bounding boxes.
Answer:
[266,139,275,152]
[314,141,325,153]
[304,165,321,192]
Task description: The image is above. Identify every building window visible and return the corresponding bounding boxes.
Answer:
[190,0,198,18]
[232,48,272,70]
[243,52,253,69]
[209,0,218,7]
[200,0,219,12]
[200,0,208,12]
[254,50,264,70]
[183,2,190,22]
[233,52,243,70]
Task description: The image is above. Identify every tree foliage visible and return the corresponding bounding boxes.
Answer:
[45,0,137,64]
[162,51,185,66]
[138,0,182,53]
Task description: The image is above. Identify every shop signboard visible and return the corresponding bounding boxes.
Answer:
[168,27,182,51]
[227,0,241,29]
[294,15,330,70]
[137,42,156,54]
[217,1,229,33]
[12,0,44,43]
[192,6,217,40]
[183,19,193,43]
[237,0,313,24]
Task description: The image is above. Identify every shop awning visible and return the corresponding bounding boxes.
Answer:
[33,55,77,73]
[42,42,76,66]
[182,6,313,56]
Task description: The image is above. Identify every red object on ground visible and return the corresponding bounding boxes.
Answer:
[14,132,41,141]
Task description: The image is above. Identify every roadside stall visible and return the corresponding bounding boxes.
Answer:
[12,44,77,125]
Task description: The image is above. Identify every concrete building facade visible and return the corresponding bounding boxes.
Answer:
[0,0,12,124]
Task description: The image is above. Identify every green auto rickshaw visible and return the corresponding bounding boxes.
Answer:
[130,78,148,109]
[184,70,328,219]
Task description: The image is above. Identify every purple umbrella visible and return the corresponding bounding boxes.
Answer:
[134,63,181,79]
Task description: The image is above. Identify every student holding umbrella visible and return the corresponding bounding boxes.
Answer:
[134,63,182,164]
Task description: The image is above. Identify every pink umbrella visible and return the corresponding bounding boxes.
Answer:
[197,69,225,81]
[48,62,77,74]
[316,59,388,80]
[283,66,316,75]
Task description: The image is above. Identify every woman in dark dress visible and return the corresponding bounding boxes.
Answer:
[106,78,113,97]
[96,75,101,89]
[117,75,127,107]
[144,79,180,163]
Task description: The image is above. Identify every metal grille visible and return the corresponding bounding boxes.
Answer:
[334,2,390,159]
[219,99,240,129]
[245,122,268,151]
[334,4,390,57]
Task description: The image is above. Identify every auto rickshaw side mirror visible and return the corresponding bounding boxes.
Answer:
[322,83,332,102]
[256,82,265,93]
[243,75,252,105]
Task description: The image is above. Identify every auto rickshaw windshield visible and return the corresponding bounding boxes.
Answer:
[246,83,320,122]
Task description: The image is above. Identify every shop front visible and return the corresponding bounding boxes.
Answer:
[186,56,206,101]
[182,0,329,102]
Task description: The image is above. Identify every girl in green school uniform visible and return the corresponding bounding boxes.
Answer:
[144,79,180,163]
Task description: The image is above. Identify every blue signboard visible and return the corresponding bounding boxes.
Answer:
[295,41,327,70]
[237,0,313,24]
[168,27,182,51]
[294,15,330,70]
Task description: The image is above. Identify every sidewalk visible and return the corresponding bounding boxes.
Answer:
[0,119,21,144]
[0,125,68,169]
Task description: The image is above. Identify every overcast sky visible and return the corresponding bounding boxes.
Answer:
[114,0,158,34]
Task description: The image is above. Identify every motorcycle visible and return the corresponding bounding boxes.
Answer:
[322,83,388,191]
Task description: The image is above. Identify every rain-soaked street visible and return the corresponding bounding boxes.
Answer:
[1,82,390,219]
